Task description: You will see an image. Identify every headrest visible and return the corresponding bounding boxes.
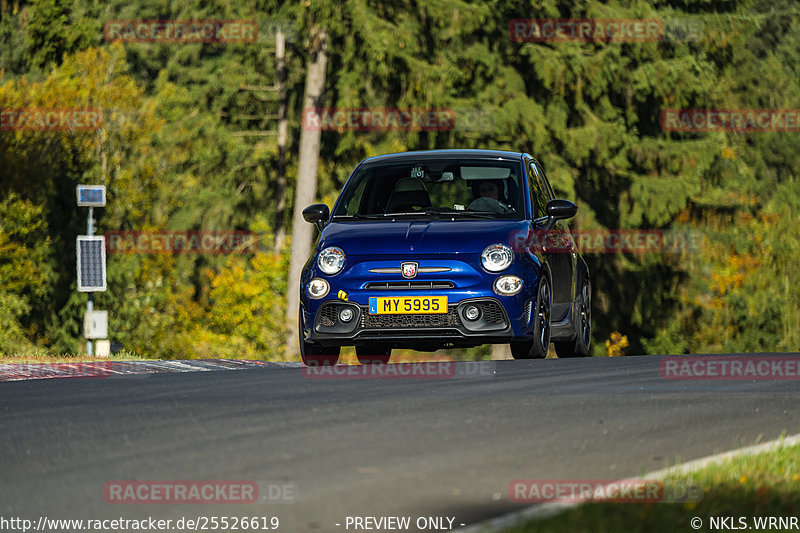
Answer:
[392,177,428,193]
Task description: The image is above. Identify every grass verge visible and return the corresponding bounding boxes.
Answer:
[0,350,147,363]
[503,440,800,533]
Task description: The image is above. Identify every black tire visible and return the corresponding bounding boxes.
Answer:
[302,346,341,367]
[299,311,340,366]
[510,276,551,359]
[555,275,591,358]
[356,345,391,365]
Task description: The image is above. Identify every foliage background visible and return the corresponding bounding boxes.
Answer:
[1,0,798,358]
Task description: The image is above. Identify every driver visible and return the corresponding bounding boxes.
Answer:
[478,180,501,201]
[468,179,513,214]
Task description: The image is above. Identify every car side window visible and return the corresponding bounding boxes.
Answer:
[532,161,554,201]
[527,160,548,219]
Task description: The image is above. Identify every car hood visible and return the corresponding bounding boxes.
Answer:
[318,220,529,255]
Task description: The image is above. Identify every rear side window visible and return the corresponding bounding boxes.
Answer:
[532,161,555,200]
[527,159,548,219]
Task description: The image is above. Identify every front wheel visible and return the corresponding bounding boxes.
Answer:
[302,346,341,367]
[299,311,340,366]
[555,275,591,358]
[511,276,551,359]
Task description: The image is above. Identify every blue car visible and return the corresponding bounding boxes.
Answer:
[299,149,591,365]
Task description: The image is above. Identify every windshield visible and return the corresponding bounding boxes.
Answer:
[332,158,525,219]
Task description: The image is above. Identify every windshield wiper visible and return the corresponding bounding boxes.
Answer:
[382,210,492,219]
[383,210,443,217]
[332,213,390,220]
[333,210,498,220]
[440,211,497,219]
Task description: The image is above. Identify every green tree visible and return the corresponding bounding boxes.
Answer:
[0,194,54,353]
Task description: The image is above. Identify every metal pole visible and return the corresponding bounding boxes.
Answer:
[87,207,94,356]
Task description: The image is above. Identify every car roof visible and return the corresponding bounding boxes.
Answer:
[359,149,525,165]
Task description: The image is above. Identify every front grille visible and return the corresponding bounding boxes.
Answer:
[365,281,454,290]
[361,308,462,329]
[357,330,462,338]
[481,301,506,324]
[319,305,338,327]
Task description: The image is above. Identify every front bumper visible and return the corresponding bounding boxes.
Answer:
[306,297,527,349]
[300,253,543,349]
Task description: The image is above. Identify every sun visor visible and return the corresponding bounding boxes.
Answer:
[461,166,511,180]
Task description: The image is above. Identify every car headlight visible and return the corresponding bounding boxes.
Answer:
[308,278,330,299]
[318,247,345,275]
[494,275,523,296]
[481,244,513,272]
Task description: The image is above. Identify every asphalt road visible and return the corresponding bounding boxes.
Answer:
[2,354,799,532]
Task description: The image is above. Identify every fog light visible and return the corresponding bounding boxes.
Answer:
[308,278,329,299]
[339,308,354,322]
[494,275,523,296]
[464,305,480,321]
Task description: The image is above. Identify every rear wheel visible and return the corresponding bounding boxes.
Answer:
[299,311,340,366]
[356,345,391,365]
[511,277,551,359]
[555,275,591,358]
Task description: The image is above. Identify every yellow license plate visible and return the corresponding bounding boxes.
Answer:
[369,296,448,315]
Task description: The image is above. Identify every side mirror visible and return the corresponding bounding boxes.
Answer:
[546,199,577,221]
[538,199,577,230]
[303,203,330,231]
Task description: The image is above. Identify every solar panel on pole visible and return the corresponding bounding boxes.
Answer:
[76,236,107,292]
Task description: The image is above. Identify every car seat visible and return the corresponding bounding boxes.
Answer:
[385,178,432,213]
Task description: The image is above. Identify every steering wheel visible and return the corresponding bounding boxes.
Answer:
[467,197,514,214]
